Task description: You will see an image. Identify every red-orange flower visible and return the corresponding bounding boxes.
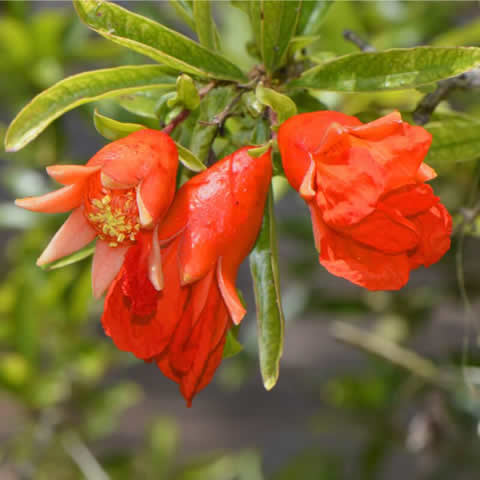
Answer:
[278,111,452,290]
[15,129,178,297]
[102,147,272,405]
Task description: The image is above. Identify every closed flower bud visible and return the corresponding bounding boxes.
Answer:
[278,111,452,290]
[102,147,272,405]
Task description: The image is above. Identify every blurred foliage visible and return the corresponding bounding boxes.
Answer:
[2,1,480,479]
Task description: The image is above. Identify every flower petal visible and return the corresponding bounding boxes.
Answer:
[409,203,452,269]
[278,111,362,191]
[102,234,181,360]
[362,123,432,191]
[381,183,439,217]
[36,207,96,266]
[15,183,84,213]
[217,257,246,325]
[310,204,411,290]
[316,146,386,227]
[46,165,101,185]
[148,226,163,291]
[341,205,419,255]
[91,240,128,298]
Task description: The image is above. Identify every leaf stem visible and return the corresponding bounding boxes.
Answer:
[161,81,216,135]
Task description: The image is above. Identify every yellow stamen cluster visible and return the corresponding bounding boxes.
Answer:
[87,192,141,247]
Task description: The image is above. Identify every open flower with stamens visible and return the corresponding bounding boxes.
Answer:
[102,147,273,405]
[278,111,452,290]
[15,129,178,297]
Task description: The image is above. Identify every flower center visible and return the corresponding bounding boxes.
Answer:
[83,174,141,247]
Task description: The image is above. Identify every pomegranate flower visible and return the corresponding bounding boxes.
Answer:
[15,129,178,297]
[102,147,272,405]
[278,111,452,291]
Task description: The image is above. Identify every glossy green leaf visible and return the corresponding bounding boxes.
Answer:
[290,90,327,113]
[175,142,207,172]
[172,74,201,110]
[256,84,297,124]
[296,0,333,35]
[93,110,205,172]
[40,244,95,271]
[289,47,480,92]
[248,0,302,73]
[249,189,284,390]
[116,89,175,119]
[93,110,145,141]
[423,113,480,168]
[193,0,220,51]
[74,0,246,82]
[5,65,175,152]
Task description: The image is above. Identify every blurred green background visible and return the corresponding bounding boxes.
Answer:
[2,1,480,479]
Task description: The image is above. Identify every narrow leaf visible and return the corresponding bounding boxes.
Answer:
[289,47,480,92]
[256,84,297,124]
[296,0,333,35]
[174,74,201,110]
[40,244,95,271]
[5,65,175,151]
[93,110,144,141]
[74,0,246,82]
[169,0,195,30]
[249,189,284,390]
[248,0,302,73]
[116,89,172,119]
[193,0,220,51]
[175,142,206,172]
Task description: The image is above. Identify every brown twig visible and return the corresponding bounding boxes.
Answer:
[161,81,216,135]
[198,90,245,134]
[413,69,480,125]
[343,29,376,52]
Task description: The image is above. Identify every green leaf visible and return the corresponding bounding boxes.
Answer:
[249,189,284,390]
[248,0,302,73]
[248,141,272,158]
[189,86,236,162]
[289,47,480,92]
[290,90,327,113]
[40,244,95,271]
[296,0,333,35]
[5,65,175,151]
[256,84,297,124]
[93,110,206,172]
[193,0,220,51]
[172,74,201,110]
[169,0,195,30]
[423,112,480,169]
[74,0,246,82]
[94,109,145,141]
[223,329,244,359]
[116,89,174,119]
[175,142,206,172]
